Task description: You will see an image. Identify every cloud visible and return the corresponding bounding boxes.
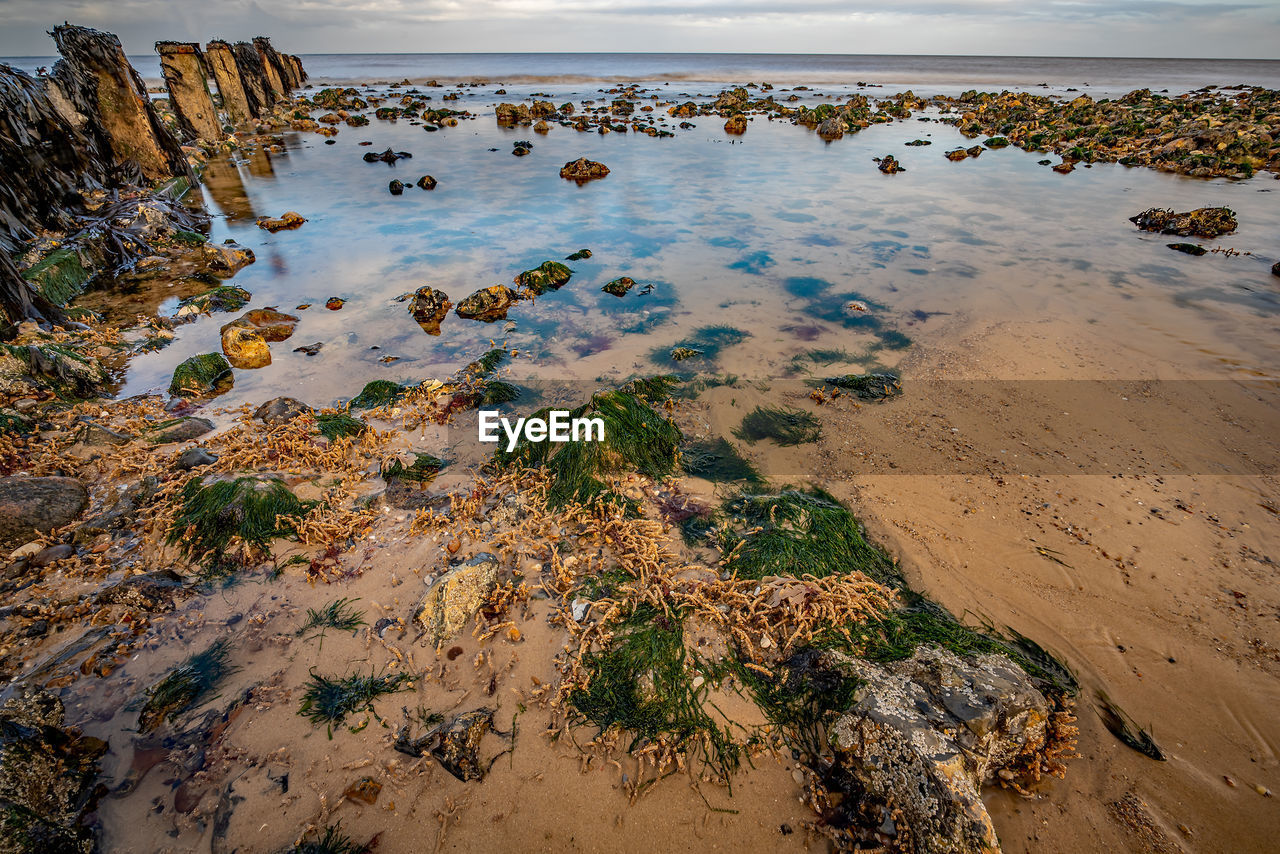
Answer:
[0,0,1274,57]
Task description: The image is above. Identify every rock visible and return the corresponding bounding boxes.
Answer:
[1130,207,1238,238]
[0,688,107,854]
[202,241,255,277]
[512,143,531,156]
[254,397,312,425]
[409,286,452,334]
[229,308,299,341]
[559,157,610,183]
[877,154,904,174]
[816,115,845,140]
[514,260,572,295]
[825,645,1051,854]
[77,421,131,447]
[495,103,532,125]
[983,136,1010,148]
[220,322,271,369]
[256,211,306,232]
[363,148,411,164]
[565,248,592,261]
[169,353,234,398]
[395,708,496,782]
[724,114,747,134]
[175,285,251,319]
[149,416,214,443]
[531,100,556,118]
[966,145,983,157]
[94,569,186,609]
[602,276,635,297]
[1168,242,1207,256]
[945,148,969,161]
[905,139,932,146]
[31,543,74,567]
[533,120,550,134]
[293,342,323,356]
[670,346,702,361]
[416,553,500,643]
[416,175,438,190]
[325,297,345,311]
[389,179,405,195]
[175,447,218,470]
[0,476,88,548]
[1272,260,1280,278]
[455,285,521,322]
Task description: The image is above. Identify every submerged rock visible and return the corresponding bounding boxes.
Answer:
[416,553,500,644]
[559,157,610,183]
[416,174,438,190]
[1168,242,1207,256]
[1130,206,1237,238]
[230,308,299,341]
[175,285,251,319]
[169,353,233,398]
[409,286,452,334]
[363,147,411,164]
[0,476,88,548]
[877,154,904,174]
[0,688,107,854]
[456,285,521,321]
[826,645,1051,854]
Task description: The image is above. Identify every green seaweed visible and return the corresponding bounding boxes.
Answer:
[650,325,749,369]
[733,405,821,446]
[283,823,369,854]
[138,639,236,732]
[168,353,233,398]
[731,650,863,762]
[568,603,741,779]
[315,412,367,441]
[176,285,251,316]
[348,380,404,409]
[168,476,316,564]
[514,260,572,295]
[299,671,413,737]
[680,437,762,484]
[22,247,93,306]
[298,598,367,637]
[469,347,510,376]
[1097,691,1164,760]
[719,488,899,585]
[381,453,445,483]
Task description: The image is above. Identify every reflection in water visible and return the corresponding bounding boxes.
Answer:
[244,146,278,180]
[200,159,258,222]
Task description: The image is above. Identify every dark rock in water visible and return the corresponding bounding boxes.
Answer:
[1167,242,1207,256]
[395,707,497,782]
[601,276,635,297]
[877,154,904,174]
[983,136,1010,148]
[416,174,437,190]
[559,157,609,183]
[175,285,251,320]
[149,416,214,444]
[293,342,323,356]
[965,145,983,157]
[325,297,345,310]
[1130,206,1237,238]
[822,646,1052,854]
[409,286,453,334]
[514,260,571,295]
[175,447,218,470]
[77,421,131,447]
[1052,161,1075,174]
[824,373,902,400]
[254,396,312,425]
[363,147,411,164]
[565,248,592,261]
[816,115,846,140]
[389,179,405,195]
[945,148,969,161]
[0,476,88,547]
[256,211,306,232]
[723,114,747,134]
[456,285,521,321]
[0,688,107,854]
[169,353,233,398]
[1273,260,1280,278]
[905,138,932,146]
[512,144,531,156]
[679,121,695,129]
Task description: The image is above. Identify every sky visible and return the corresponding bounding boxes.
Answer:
[0,0,1275,58]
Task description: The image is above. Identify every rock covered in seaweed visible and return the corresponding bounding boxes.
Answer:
[456,285,521,321]
[409,286,452,333]
[559,157,610,183]
[169,353,233,398]
[601,276,635,297]
[1130,206,1237,238]
[514,261,572,295]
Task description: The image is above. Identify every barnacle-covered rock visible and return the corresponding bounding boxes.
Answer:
[1130,206,1237,238]
[456,285,520,321]
[559,157,610,183]
[416,553,500,644]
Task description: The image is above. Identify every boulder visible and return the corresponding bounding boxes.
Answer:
[175,447,218,470]
[514,260,572,295]
[495,103,532,125]
[455,285,520,322]
[878,154,904,174]
[169,353,233,398]
[256,211,306,232]
[530,100,556,117]
[253,396,312,424]
[416,175,438,190]
[220,322,271,369]
[826,645,1051,854]
[724,114,747,134]
[175,285,251,319]
[416,553,500,644]
[601,276,635,297]
[559,157,610,183]
[0,476,88,547]
[409,286,452,334]
[228,308,298,341]
[389,179,405,196]
[148,416,214,443]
